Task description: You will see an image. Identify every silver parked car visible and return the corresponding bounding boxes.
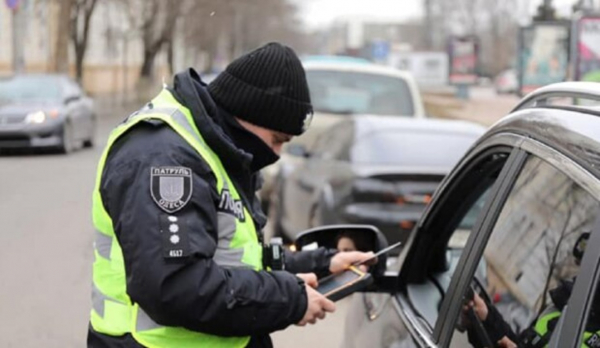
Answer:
[0,74,96,153]
[260,60,426,211]
[268,116,485,245]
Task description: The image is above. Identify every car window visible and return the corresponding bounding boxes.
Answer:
[310,121,353,161]
[306,70,414,116]
[449,155,600,348]
[0,75,62,102]
[351,129,478,167]
[401,150,510,329]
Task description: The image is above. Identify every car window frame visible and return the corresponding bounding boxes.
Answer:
[435,135,600,346]
[396,133,525,283]
[550,214,600,347]
[430,148,529,343]
[388,134,525,346]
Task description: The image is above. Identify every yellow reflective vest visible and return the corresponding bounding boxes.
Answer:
[89,89,262,348]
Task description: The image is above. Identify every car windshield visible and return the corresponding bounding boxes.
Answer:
[306,70,414,116]
[0,76,62,102]
[351,129,476,167]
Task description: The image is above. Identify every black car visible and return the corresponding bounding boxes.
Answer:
[0,74,96,153]
[267,116,485,247]
[304,82,600,348]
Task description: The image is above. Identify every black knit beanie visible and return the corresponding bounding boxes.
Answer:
[207,42,313,136]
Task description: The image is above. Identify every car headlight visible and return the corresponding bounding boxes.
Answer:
[25,111,46,124]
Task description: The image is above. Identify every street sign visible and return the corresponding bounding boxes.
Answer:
[371,40,390,61]
[5,0,20,9]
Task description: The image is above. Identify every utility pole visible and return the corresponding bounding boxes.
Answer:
[424,0,433,49]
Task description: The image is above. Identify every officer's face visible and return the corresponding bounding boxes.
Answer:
[236,118,293,155]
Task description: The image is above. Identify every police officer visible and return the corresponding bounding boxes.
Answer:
[87,42,375,348]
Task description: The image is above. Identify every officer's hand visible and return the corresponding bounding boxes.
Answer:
[329,251,376,274]
[296,286,336,326]
[296,273,318,288]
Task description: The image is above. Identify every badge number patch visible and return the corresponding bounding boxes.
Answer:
[150,167,193,213]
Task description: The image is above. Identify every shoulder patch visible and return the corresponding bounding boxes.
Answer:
[150,167,193,213]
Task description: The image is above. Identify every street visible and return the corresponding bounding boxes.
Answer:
[0,104,121,347]
[0,88,516,347]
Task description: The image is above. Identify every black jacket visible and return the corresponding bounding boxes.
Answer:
[88,69,335,348]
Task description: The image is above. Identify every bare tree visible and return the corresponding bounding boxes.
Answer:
[423,0,523,75]
[138,0,181,79]
[71,0,99,83]
[179,0,308,73]
[51,0,75,73]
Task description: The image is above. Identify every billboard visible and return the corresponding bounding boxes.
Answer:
[448,36,479,85]
[518,22,570,96]
[388,51,449,87]
[575,16,600,82]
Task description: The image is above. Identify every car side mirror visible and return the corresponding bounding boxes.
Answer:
[294,224,390,277]
[286,143,310,158]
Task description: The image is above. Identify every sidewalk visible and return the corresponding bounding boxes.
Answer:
[423,89,521,127]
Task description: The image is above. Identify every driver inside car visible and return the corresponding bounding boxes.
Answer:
[461,232,600,348]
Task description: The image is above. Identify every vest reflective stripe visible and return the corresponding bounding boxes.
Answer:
[94,229,113,260]
[534,310,600,347]
[90,88,261,347]
[136,307,162,331]
[214,212,247,267]
[534,310,561,337]
[131,306,249,348]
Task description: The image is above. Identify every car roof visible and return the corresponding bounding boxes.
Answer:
[301,55,372,65]
[349,115,487,139]
[481,105,600,179]
[0,73,68,80]
[303,61,416,80]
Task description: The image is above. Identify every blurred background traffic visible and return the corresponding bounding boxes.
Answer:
[1,0,600,347]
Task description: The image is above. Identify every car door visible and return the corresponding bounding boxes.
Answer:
[342,134,520,348]
[436,140,600,347]
[281,121,354,236]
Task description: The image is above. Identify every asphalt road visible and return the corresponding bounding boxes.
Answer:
[0,101,350,347]
[0,105,119,347]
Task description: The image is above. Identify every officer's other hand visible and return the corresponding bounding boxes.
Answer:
[329,251,376,274]
[296,273,318,288]
[296,286,336,326]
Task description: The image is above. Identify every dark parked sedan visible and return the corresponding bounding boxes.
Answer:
[267,116,485,246]
[323,82,600,348]
[0,74,95,153]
